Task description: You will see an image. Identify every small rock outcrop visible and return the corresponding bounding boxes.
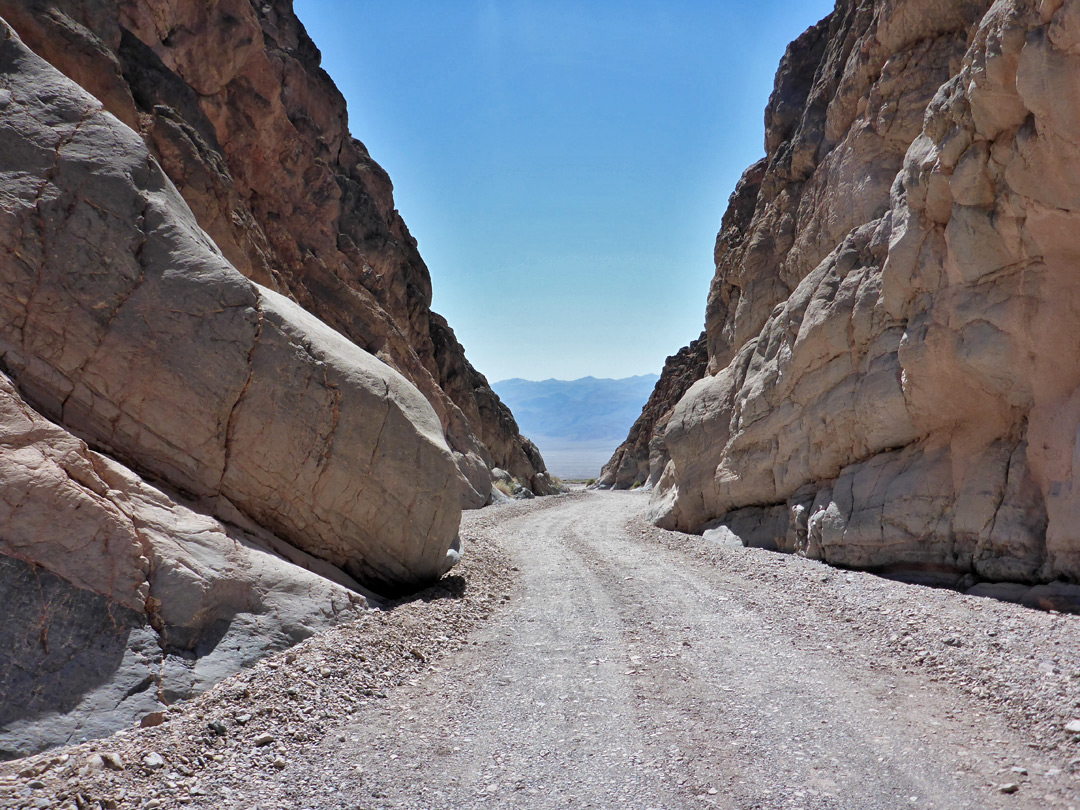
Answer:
[635,0,1080,590]
[598,335,708,490]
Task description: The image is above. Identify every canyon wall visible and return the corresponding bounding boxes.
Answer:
[0,0,546,757]
[641,0,1080,593]
[598,334,708,490]
[0,0,555,505]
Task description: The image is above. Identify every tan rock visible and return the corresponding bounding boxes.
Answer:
[646,0,1080,590]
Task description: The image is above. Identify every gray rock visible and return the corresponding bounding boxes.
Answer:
[0,19,466,760]
[1020,584,1080,614]
[0,555,162,761]
[701,525,744,548]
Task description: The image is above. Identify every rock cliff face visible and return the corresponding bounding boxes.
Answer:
[643,0,1080,592]
[598,335,708,490]
[0,0,544,758]
[0,0,554,506]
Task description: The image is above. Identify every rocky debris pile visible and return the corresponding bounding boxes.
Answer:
[597,334,707,490]
[0,500,535,809]
[618,0,1080,593]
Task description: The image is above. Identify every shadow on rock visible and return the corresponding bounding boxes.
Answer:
[375,573,469,611]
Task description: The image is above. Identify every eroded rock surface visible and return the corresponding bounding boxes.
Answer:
[641,0,1080,590]
[0,16,469,757]
[0,0,555,505]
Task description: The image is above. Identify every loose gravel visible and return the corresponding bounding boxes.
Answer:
[2,490,1078,809]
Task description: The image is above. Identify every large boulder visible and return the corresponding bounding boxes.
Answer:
[0,17,464,757]
[0,20,464,591]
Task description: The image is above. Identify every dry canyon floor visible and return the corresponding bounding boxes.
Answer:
[3,491,1079,810]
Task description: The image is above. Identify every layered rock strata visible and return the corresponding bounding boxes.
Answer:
[598,334,708,490]
[0,0,555,505]
[644,0,1080,590]
[0,12,472,757]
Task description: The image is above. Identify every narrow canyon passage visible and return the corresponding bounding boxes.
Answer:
[266,492,1076,810]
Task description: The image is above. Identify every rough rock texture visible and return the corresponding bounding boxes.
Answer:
[597,334,708,490]
[647,0,1080,589]
[0,0,555,506]
[0,17,471,758]
[0,26,463,591]
[0,368,370,760]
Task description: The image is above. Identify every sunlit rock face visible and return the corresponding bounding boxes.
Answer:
[649,0,1080,588]
[0,0,554,757]
[0,0,556,506]
[598,334,708,491]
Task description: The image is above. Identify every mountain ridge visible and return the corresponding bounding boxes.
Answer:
[492,374,659,445]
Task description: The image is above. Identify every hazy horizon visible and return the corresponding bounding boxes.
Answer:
[493,372,659,384]
[294,0,835,381]
[491,375,661,479]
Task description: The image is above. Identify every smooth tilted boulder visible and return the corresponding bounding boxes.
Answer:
[0,19,464,592]
[0,19,464,757]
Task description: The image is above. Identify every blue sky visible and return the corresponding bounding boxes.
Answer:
[294,0,835,381]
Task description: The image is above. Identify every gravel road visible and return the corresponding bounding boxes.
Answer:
[4,491,1079,809]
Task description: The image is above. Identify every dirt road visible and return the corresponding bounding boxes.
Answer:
[289,491,1079,809]
[5,491,1078,809]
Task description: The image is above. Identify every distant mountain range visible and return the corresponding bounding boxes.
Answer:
[492,375,659,444]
